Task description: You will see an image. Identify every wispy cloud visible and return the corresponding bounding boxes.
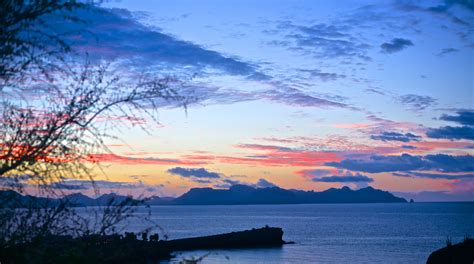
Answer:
[87,153,206,165]
[262,89,351,109]
[266,21,370,61]
[398,94,437,111]
[184,144,341,167]
[392,171,474,180]
[40,179,160,192]
[371,132,421,142]
[437,47,459,56]
[395,0,473,26]
[298,69,346,82]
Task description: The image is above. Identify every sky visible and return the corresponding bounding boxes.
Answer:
[29,0,474,201]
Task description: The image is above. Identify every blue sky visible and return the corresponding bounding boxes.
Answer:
[34,0,474,201]
[98,0,472,115]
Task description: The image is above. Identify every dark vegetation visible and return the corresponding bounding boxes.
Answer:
[1,233,171,263]
[1,227,285,263]
[426,238,474,264]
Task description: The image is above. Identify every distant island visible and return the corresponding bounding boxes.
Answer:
[1,185,406,208]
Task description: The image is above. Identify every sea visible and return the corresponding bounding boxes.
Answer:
[97,202,474,263]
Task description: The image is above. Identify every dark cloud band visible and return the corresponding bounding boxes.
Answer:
[326,154,474,173]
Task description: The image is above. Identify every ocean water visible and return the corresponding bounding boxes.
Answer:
[111,203,474,263]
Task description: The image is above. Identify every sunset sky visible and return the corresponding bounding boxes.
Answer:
[39,0,473,201]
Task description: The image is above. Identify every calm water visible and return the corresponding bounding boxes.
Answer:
[110,203,474,263]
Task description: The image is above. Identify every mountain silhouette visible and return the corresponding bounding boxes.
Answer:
[171,185,407,205]
[0,185,406,208]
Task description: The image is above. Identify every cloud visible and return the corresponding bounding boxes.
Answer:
[203,144,341,167]
[410,140,473,152]
[185,143,339,168]
[46,182,89,190]
[380,38,414,53]
[392,171,474,180]
[425,110,474,140]
[454,0,474,11]
[164,169,268,188]
[312,174,374,183]
[427,0,474,24]
[371,132,421,142]
[0,174,157,192]
[193,179,213,184]
[430,0,474,12]
[80,180,146,189]
[298,169,333,178]
[254,178,278,188]
[87,153,205,165]
[41,179,151,191]
[220,179,243,187]
[437,48,459,56]
[180,83,352,110]
[439,110,474,126]
[262,89,351,109]
[0,174,35,187]
[215,178,278,189]
[37,6,364,111]
[167,167,221,178]
[326,154,474,173]
[393,190,474,202]
[298,69,346,81]
[426,126,474,140]
[398,94,436,111]
[46,6,265,79]
[267,21,370,61]
[401,145,417,149]
[395,1,473,26]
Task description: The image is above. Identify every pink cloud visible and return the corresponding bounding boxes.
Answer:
[86,153,207,165]
[185,144,341,167]
[332,123,372,129]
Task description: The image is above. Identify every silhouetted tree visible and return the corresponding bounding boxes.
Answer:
[0,62,182,191]
[0,0,183,254]
[0,0,88,86]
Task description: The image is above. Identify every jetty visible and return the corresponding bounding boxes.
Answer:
[162,226,286,251]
